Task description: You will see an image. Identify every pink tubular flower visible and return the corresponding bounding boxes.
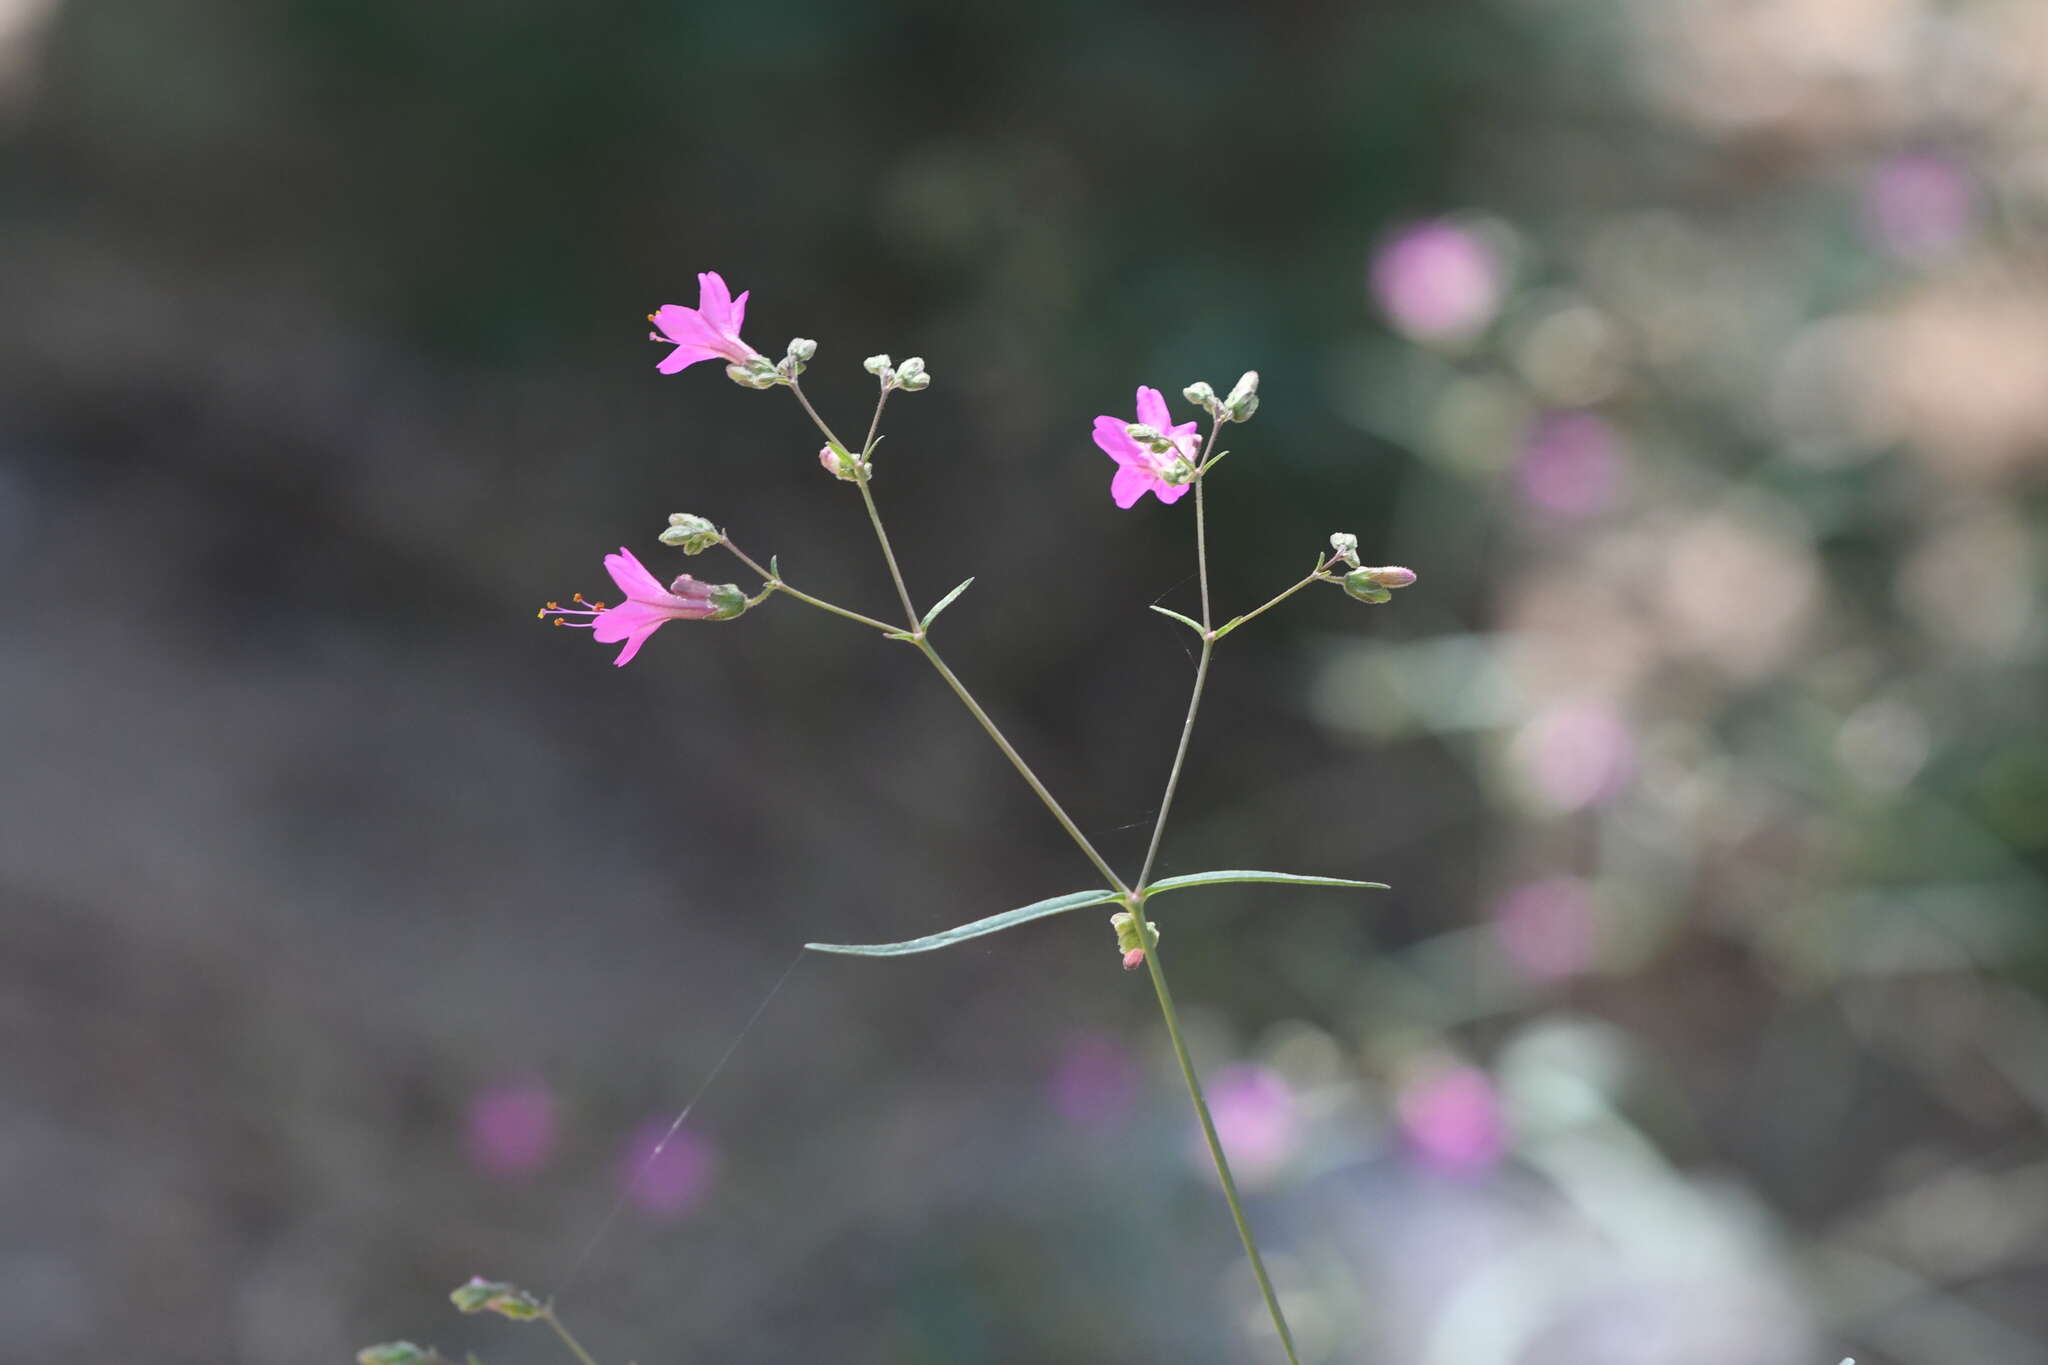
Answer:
[1091,386,1200,508]
[648,271,761,374]
[539,547,746,666]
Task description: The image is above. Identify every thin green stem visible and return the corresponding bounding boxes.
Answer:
[1213,557,1339,640]
[917,640,1130,897]
[540,1308,601,1365]
[1133,421,1224,892]
[720,537,898,634]
[1138,935,1302,1365]
[787,378,920,627]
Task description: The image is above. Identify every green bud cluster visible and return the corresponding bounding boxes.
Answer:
[661,512,723,554]
[726,355,783,389]
[449,1278,545,1321]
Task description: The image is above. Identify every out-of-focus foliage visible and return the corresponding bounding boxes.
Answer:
[1,2,2044,1364]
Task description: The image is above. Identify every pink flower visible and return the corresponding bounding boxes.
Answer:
[1199,1063,1299,1182]
[648,271,761,374]
[464,1079,558,1180]
[620,1118,716,1221]
[539,547,745,667]
[1370,219,1502,344]
[1091,386,1200,508]
[1398,1065,1506,1177]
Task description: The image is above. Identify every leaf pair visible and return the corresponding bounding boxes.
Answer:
[805,870,1386,957]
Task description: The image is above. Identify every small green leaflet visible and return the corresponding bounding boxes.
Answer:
[921,577,975,630]
[805,870,1385,958]
[1149,604,1207,636]
[1144,869,1388,896]
[805,888,1123,957]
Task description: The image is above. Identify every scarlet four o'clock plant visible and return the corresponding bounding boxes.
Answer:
[368,271,1417,1365]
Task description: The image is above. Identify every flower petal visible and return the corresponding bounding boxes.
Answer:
[1092,414,1144,461]
[603,547,669,602]
[590,599,670,644]
[1135,385,1173,433]
[1110,466,1154,509]
[607,623,661,667]
[656,343,722,374]
[696,272,734,333]
[728,289,748,337]
[1153,478,1191,504]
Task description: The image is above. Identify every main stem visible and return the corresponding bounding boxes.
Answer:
[1139,936,1302,1365]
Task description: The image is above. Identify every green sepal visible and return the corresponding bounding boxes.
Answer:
[1149,604,1207,636]
[921,577,975,630]
[806,888,1123,957]
[1143,869,1389,898]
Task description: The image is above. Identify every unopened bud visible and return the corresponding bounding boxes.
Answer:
[786,337,817,362]
[1329,532,1360,567]
[726,356,781,389]
[819,442,871,482]
[707,583,751,620]
[1110,909,1159,958]
[895,356,926,381]
[1359,565,1417,589]
[1183,380,1219,411]
[1342,569,1392,604]
[1122,948,1147,970]
[898,368,930,391]
[1225,370,1260,422]
[863,353,893,376]
[1160,457,1197,486]
[660,513,722,554]
[450,1278,544,1321]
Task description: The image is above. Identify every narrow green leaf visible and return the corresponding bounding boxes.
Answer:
[882,630,919,643]
[807,888,1123,957]
[1149,604,1208,636]
[769,554,780,580]
[1144,869,1389,897]
[921,577,975,630]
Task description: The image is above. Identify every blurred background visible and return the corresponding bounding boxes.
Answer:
[4,1,2046,1362]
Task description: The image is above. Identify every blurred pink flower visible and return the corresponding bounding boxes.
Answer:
[464,1079,558,1180]
[1517,411,1623,520]
[1200,1063,1299,1181]
[1049,1034,1139,1128]
[1492,876,1596,981]
[1515,699,1636,811]
[648,271,761,373]
[1091,386,1199,508]
[1864,154,1974,263]
[1398,1065,1505,1176]
[1371,219,1502,343]
[620,1118,716,1220]
[539,547,741,666]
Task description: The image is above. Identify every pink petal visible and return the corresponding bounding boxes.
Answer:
[608,623,661,667]
[728,289,748,337]
[603,547,668,602]
[1134,385,1173,433]
[589,598,669,643]
[696,272,734,333]
[657,343,722,374]
[651,304,721,348]
[1153,478,1191,504]
[1092,414,1144,462]
[1109,466,1153,508]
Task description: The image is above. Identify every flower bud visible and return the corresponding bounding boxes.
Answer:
[1225,370,1260,422]
[819,442,871,482]
[895,356,926,381]
[863,353,893,376]
[726,356,781,389]
[1329,532,1360,567]
[1110,910,1159,958]
[357,1344,453,1365]
[1341,569,1398,603]
[660,513,722,554]
[898,368,930,391]
[1122,948,1147,970]
[1183,380,1219,412]
[450,1278,544,1321]
[1359,565,1417,589]
[705,582,751,620]
[786,337,817,362]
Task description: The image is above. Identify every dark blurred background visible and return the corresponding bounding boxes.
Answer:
[5,1,2047,1362]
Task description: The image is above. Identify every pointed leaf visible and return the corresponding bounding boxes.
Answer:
[1144,869,1389,898]
[921,577,975,630]
[807,888,1124,957]
[1149,604,1208,636]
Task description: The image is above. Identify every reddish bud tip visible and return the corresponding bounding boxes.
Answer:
[1122,949,1146,970]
